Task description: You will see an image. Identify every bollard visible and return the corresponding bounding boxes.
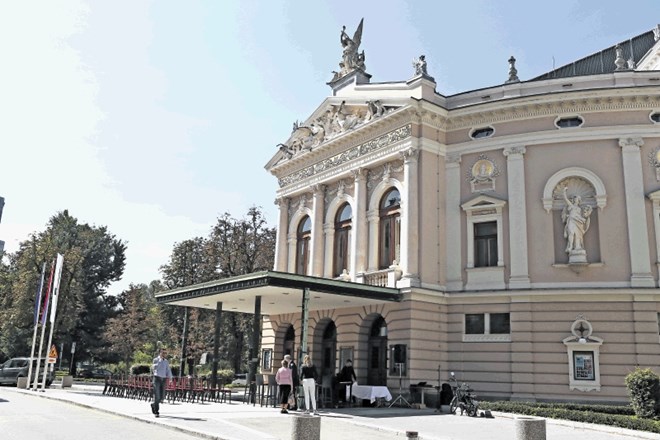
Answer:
[61,376,73,388]
[291,414,321,440]
[514,416,546,440]
[16,377,28,389]
[406,431,419,439]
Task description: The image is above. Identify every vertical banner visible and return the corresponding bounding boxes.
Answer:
[42,253,64,390]
[49,254,64,324]
[33,260,55,390]
[27,263,47,388]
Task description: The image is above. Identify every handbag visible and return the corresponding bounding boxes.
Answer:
[287,392,296,408]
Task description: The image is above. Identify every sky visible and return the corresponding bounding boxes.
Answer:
[0,0,658,295]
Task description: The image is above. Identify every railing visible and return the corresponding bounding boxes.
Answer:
[359,266,402,288]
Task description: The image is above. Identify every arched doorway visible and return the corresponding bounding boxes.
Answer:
[367,317,387,385]
[283,325,295,359]
[320,321,337,379]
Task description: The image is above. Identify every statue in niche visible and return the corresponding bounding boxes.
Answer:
[561,186,593,259]
[337,19,365,78]
[412,55,427,76]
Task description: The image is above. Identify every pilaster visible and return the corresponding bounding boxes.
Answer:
[351,168,368,280]
[311,185,325,277]
[619,137,655,287]
[503,146,531,289]
[445,153,463,290]
[274,197,289,272]
[400,148,420,285]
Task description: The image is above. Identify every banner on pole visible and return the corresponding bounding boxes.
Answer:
[49,254,64,324]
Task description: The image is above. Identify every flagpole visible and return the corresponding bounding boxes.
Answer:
[27,262,46,389]
[33,259,55,390]
[41,254,63,390]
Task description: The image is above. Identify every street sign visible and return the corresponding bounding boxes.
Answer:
[48,344,58,363]
[71,342,76,354]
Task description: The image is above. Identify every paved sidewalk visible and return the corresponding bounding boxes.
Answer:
[3,384,658,440]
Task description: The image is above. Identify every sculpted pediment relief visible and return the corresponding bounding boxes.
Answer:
[276,100,400,163]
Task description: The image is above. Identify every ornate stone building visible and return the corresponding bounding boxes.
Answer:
[158,23,660,403]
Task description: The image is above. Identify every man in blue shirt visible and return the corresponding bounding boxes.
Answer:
[151,348,172,417]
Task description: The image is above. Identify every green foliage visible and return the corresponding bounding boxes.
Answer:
[625,368,660,419]
[480,401,660,434]
[0,210,126,365]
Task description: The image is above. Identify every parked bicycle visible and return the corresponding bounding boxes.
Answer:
[448,372,479,417]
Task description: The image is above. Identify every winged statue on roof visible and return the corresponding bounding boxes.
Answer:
[336,18,366,79]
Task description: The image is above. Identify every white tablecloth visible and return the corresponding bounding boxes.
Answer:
[351,384,392,403]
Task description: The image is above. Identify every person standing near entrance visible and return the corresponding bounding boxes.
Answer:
[300,355,319,415]
[338,359,357,405]
[284,354,299,410]
[275,359,293,414]
[151,348,172,417]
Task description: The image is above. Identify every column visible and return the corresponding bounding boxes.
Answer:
[619,137,655,287]
[248,295,262,402]
[211,301,223,388]
[274,198,289,271]
[503,146,531,289]
[287,232,297,273]
[367,210,379,271]
[323,223,334,277]
[351,168,368,279]
[179,307,189,377]
[400,148,420,284]
[445,153,463,290]
[310,185,325,277]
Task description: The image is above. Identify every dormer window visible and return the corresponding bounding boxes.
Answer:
[470,127,494,139]
[555,116,584,128]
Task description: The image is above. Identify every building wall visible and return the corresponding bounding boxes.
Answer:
[266,68,660,402]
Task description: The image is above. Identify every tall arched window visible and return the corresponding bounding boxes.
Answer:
[333,203,352,277]
[296,216,312,275]
[379,188,401,269]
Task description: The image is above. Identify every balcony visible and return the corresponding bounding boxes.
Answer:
[357,264,402,288]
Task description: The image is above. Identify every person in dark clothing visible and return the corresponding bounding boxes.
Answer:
[299,354,319,414]
[284,354,299,410]
[337,359,357,405]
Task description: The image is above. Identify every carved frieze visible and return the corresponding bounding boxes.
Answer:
[278,100,399,162]
[278,124,412,187]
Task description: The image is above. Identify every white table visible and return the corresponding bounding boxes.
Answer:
[351,384,392,403]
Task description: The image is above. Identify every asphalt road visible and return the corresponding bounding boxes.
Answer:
[0,388,202,440]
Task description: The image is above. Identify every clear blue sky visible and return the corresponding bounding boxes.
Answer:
[1,0,657,294]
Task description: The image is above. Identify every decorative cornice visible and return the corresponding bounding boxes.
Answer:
[447,93,660,130]
[278,124,412,187]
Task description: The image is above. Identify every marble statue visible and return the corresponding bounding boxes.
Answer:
[561,186,593,255]
[413,55,427,76]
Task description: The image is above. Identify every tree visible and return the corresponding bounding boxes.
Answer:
[208,207,276,373]
[0,210,126,367]
[104,284,155,373]
[157,207,276,374]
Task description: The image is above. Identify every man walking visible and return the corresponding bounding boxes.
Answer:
[151,348,172,417]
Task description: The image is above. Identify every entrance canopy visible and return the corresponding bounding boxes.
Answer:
[155,271,401,315]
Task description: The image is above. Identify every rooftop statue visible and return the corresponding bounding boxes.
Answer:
[334,18,366,80]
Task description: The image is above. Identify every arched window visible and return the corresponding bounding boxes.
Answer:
[296,216,311,275]
[333,203,352,277]
[379,188,401,269]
